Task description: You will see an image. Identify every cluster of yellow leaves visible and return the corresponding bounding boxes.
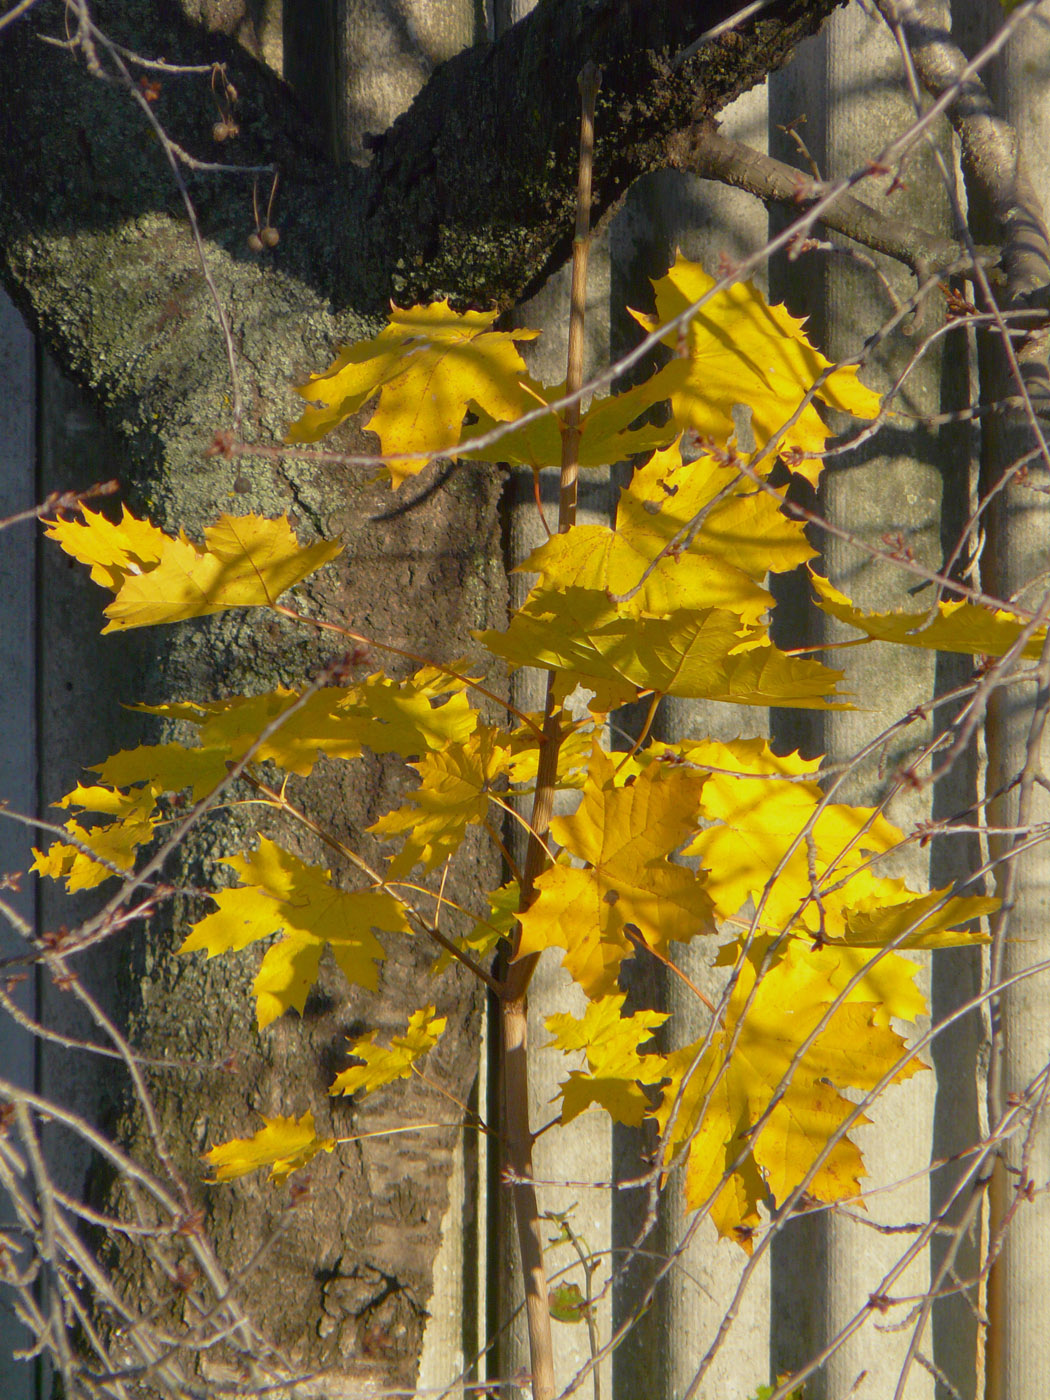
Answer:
[35,263,1005,1244]
[653,942,924,1249]
[478,439,845,715]
[285,252,878,486]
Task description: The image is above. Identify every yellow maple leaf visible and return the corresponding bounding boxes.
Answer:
[204,1111,335,1184]
[841,887,996,950]
[479,590,845,714]
[43,506,170,589]
[179,838,407,1029]
[524,447,774,628]
[715,934,927,1028]
[93,743,230,800]
[681,738,898,934]
[330,1006,446,1097]
[678,737,994,951]
[285,302,539,485]
[629,253,880,483]
[546,994,668,1127]
[516,747,714,997]
[434,880,520,974]
[369,727,510,875]
[611,440,815,582]
[31,783,158,891]
[100,514,342,631]
[654,946,923,1248]
[811,570,1047,658]
[48,510,341,632]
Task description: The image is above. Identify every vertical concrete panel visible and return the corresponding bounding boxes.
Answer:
[768,5,963,1396]
[35,358,139,1209]
[285,0,479,164]
[0,285,39,1400]
[964,5,1050,1397]
[499,248,615,1400]
[606,88,774,1400]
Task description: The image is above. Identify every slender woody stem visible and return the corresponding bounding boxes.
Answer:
[501,60,602,1400]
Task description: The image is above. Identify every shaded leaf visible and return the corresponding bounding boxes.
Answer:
[548,1283,590,1325]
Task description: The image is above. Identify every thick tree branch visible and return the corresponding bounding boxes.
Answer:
[359,0,848,308]
[876,0,1050,302]
[673,125,996,277]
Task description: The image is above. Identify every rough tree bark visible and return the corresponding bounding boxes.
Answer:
[0,0,851,1393]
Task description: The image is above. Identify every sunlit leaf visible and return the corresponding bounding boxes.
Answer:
[179,838,407,1028]
[138,669,476,778]
[286,302,539,485]
[516,747,714,997]
[479,590,846,713]
[48,509,342,631]
[330,1006,446,1097]
[369,727,510,875]
[31,784,158,891]
[204,1111,335,1184]
[811,570,1047,658]
[629,253,880,482]
[546,993,668,1126]
[654,944,923,1248]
